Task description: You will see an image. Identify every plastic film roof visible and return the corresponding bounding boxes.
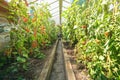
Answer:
[27,0,72,25]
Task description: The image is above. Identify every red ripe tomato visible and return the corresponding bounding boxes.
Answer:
[23,17,28,22]
[31,40,38,48]
[82,40,86,45]
[81,25,87,28]
[40,26,46,34]
[104,31,109,37]
[33,28,37,37]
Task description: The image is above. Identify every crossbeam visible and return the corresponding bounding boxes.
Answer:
[51,11,59,15]
[49,0,58,6]
[52,14,59,17]
[50,6,59,11]
[63,0,71,4]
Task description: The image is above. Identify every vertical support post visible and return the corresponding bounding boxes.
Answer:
[59,0,63,25]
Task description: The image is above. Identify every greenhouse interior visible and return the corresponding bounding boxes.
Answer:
[0,0,120,80]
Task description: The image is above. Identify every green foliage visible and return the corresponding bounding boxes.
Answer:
[0,0,58,79]
[63,0,120,79]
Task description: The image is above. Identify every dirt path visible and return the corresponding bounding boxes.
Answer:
[49,40,66,80]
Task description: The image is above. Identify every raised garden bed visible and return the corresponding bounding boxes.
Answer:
[0,40,58,80]
[63,41,91,80]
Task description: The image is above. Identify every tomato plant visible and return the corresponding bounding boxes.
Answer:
[63,0,120,79]
[0,0,58,78]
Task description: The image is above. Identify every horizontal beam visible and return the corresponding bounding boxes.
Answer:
[52,13,59,17]
[50,6,59,11]
[49,0,58,6]
[63,0,71,4]
[51,11,59,15]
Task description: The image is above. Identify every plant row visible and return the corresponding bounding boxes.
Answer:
[0,0,58,79]
[62,0,120,79]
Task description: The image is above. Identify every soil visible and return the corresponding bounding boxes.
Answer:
[0,43,55,80]
[24,45,55,80]
[63,41,91,80]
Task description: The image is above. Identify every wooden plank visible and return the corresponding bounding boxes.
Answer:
[37,40,58,80]
[0,3,9,10]
[0,0,9,17]
[62,42,76,80]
